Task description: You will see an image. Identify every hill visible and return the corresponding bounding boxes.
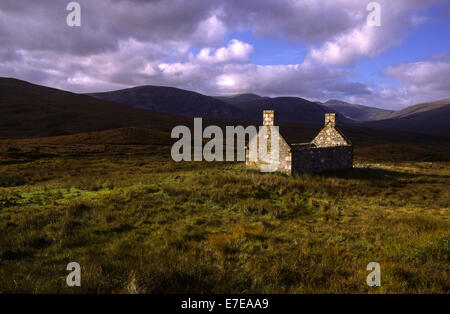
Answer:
[89,86,355,124]
[237,97,353,124]
[2,77,449,139]
[0,78,189,139]
[324,99,395,121]
[387,98,450,119]
[214,93,264,105]
[88,85,242,118]
[360,101,450,138]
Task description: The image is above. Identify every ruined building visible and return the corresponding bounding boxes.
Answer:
[245,110,353,174]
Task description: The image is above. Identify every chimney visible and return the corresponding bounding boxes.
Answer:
[263,110,277,126]
[325,113,336,127]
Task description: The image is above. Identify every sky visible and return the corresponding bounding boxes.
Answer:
[0,0,449,109]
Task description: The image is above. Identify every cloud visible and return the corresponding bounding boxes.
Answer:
[220,0,362,43]
[307,0,445,67]
[195,39,253,64]
[0,0,447,108]
[383,54,450,91]
[308,25,388,67]
[194,15,227,47]
[340,54,450,109]
[211,63,372,98]
[379,54,450,107]
[0,0,222,55]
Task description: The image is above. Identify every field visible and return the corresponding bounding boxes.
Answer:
[0,128,449,293]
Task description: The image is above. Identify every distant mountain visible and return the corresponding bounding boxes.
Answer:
[324,99,395,121]
[88,85,242,118]
[0,78,187,138]
[236,97,353,125]
[0,78,348,139]
[360,98,450,137]
[387,98,450,119]
[89,87,352,124]
[214,93,264,105]
[2,77,449,139]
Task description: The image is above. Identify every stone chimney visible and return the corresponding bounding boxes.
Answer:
[325,113,336,127]
[263,110,277,126]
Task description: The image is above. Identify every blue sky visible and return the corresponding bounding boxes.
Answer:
[355,7,450,86]
[225,30,309,66]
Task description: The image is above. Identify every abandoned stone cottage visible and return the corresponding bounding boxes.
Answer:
[245,110,353,174]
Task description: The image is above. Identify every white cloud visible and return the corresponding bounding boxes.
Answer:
[216,75,236,87]
[307,0,444,67]
[342,54,450,109]
[193,15,227,46]
[308,25,383,67]
[381,55,450,106]
[196,39,253,64]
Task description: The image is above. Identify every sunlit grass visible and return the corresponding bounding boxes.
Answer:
[0,142,448,293]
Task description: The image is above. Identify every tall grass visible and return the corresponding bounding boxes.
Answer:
[0,142,448,293]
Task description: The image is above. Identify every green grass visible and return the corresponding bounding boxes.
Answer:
[0,140,448,293]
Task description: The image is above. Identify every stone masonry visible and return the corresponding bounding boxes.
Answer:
[245,111,353,174]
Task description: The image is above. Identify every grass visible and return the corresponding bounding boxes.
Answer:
[0,135,449,293]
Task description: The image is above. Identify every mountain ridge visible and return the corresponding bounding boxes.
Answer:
[323,99,395,121]
[90,85,352,125]
[88,85,242,118]
[0,78,188,138]
[1,77,449,138]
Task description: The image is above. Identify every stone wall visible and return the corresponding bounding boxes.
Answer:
[324,113,336,126]
[277,134,291,174]
[263,110,277,126]
[291,145,353,174]
[311,125,349,147]
[245,111,353,175]
[245,126,291,174]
